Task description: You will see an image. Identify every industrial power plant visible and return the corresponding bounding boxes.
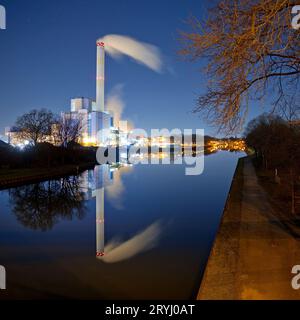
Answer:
[6,40,121,147]
[61,40,114,147]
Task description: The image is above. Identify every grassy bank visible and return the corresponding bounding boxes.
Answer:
[0,162,95,190]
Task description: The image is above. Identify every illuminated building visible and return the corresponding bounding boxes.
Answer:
[5,126,23,146]
[6,40,114,147]
[4,126,54,147]
[62,41,113,147]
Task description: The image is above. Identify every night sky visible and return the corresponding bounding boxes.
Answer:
[0,0,261,137]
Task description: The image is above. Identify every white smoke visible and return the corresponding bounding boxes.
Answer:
[106,84,124,127]
[97,221,162,263]
[98,34,163,73]
[106,84,135,130]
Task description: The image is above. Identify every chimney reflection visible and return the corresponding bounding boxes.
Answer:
[95,187,104,257]
[91,164,113,258]
[80,161,130,258]
[79,151,168,262]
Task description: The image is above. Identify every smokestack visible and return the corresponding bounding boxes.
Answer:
[95,41,105,112]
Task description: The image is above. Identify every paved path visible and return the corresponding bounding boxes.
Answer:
[198,157,300,299]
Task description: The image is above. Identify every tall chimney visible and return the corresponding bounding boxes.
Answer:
[95,41,105,112]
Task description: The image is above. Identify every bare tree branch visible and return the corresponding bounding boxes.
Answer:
[180,0,300,134]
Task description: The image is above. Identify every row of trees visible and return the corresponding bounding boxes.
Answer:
[0,109,97,169]
[245,113,300,214]
[245,114,300,168]
[14,108,83,147]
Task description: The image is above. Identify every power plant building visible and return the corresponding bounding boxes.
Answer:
[6,40,115,147]
[61,41,113,146]
[61,100,112,146]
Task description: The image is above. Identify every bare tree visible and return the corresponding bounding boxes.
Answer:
[277,93,300,123]
[180,0,300,133]
[53,117,83,148]
[15,109,55,145]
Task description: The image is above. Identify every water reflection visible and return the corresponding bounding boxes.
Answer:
[7,149,205,262]
[98,221,161,263]
[106,165,134,210]
[86,147,204,261]
[79,161,162,262]
[8,153,165,262]
[0,149,243,299]
[78,149,189,261]
[9,177,87,231]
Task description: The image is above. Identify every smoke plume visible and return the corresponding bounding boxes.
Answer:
[106,84,124,127]
[97,34,162,72]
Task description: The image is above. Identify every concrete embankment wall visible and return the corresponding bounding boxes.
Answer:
[197,156,245,299]
[198,156,300,300]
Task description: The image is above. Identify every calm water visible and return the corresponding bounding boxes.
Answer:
[0,151,242,299]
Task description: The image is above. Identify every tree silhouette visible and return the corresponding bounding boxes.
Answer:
[15,109,55,146]
[9,177,87,231]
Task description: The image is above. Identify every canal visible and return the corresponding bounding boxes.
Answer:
[0,150,242,299]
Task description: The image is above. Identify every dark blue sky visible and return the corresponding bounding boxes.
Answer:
[0,0,260,137]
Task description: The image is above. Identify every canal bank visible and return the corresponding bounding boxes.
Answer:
[198,156,300,299]
[0,162,95,190]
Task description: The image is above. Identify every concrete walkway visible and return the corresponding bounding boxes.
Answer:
[198,157,300,299]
